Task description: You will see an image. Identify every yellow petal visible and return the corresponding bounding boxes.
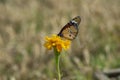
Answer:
[44,34,71,52]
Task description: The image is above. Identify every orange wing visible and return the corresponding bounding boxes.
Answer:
[58,16,81,40]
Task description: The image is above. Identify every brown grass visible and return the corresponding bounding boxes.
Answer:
[0,0,120,80]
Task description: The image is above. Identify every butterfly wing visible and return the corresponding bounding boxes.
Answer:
[58,16,81,40]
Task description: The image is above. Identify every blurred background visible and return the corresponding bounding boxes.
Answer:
[0,0,120,80]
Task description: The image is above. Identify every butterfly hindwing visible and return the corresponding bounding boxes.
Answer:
[58,16,81,40]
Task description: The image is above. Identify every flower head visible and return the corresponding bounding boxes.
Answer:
[44,35,71,52]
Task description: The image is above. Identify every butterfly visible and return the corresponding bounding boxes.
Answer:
[58,16,81,40]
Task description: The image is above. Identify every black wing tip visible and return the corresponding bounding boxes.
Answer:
[74,16,81,20]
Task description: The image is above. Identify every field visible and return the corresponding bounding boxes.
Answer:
[0,0,120,80]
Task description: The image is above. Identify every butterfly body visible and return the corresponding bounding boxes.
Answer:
[58,16,81,40]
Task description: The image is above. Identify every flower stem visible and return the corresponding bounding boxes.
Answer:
[54,48,61,80]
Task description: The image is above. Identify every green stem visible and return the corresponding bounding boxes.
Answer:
[54,48,61,80]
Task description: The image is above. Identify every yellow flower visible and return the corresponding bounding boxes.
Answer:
[44,35,71,52]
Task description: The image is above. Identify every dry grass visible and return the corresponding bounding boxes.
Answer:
[0,0,120,80]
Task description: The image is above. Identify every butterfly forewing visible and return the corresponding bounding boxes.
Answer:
[58,16,81,40]
[62,24,77,40]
